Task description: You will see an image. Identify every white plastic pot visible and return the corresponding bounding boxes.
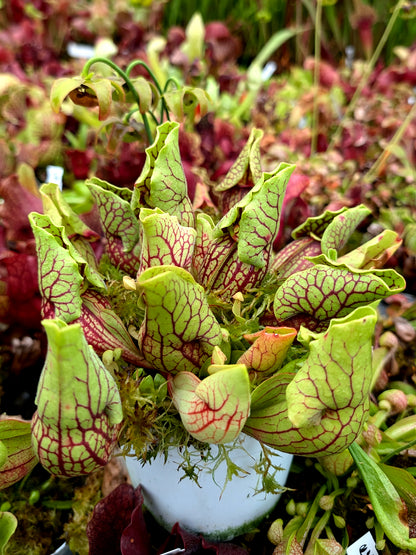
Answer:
[124,433,293,541]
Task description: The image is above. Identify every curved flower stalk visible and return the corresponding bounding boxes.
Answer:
[0,417,37,490]
[32,319,123,477]
[243,306,377,456]
[50,57,210,146]
[133,265,223,374]
[196,162,295,296]
[169,364,250,444]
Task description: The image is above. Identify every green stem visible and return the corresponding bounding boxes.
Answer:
[328,0,406,151]
[364,99,416,183]
[81,57,153,144]
[311,0,323,156]
[127,60,175,122]
[304,509,331,555]
[296,484,327,547]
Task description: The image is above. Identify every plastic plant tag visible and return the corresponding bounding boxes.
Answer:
[45,165,64,189]
[67,41,95,59]
[346,531,377,555]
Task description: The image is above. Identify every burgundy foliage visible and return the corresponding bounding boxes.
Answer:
[87,483,248,555]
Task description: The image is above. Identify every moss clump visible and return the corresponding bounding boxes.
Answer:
[0,466,84,555]
[64,470,105,555]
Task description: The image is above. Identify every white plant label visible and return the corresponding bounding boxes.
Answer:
[45,166,64,190]
[67,41,95,59]
[346,531,378,555]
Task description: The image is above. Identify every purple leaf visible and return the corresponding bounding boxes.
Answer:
[158,522,248,554]
[120,487,151,555]
[269,236,321,279]
[78,289,151,367]
[87,483,141,555]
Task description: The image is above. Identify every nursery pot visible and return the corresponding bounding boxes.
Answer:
[124,433,293,541]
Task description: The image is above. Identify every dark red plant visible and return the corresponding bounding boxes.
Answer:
[87,483,248,555]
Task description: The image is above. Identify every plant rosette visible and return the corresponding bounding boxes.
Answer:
[0,120,406,547]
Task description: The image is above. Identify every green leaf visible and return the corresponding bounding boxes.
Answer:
[349,442,416,551]
[50,76,85,113]
[130,76,155,114]
[169,364,250,444]
[379,463,416,510]
[29,212,105,321]
[336,229,402,269]
[163,86,210,120]
[40,182,101,270]
[85,78,113,120]
[320,204,371,255]
[0,417,37,490]
[273,264,406,322]
[32,319,123,477]
[244,306,377,455]
[87,177,141,273]
[136,265,223,374]
[291,208,348,240]
[214,162,295,268]
[314,538,344,555]
[249,28,302,74]
[214,128,264,193]
[237,326,297,379]
[132,121,194,227]
[0,444,6,469]
[287,306,377,432]
[197,162,295,296]
[139,207,197,272]
[191,212,215,278]
[0,512,18,555]
[29,212,84,322]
